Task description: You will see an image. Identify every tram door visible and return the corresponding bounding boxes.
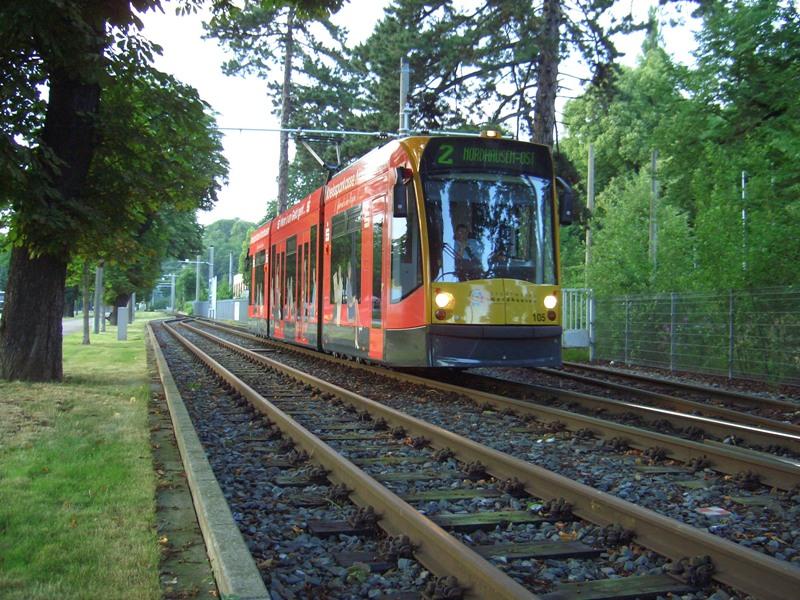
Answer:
[369,196,386,360]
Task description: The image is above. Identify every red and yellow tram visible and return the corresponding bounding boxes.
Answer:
[248,133,573,367]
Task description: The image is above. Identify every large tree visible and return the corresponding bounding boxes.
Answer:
[562,1,800,295]
[277,0,555,201]
[349,0,643,144]
[532,0,560,145]
[0,0,341,381]
[0,0,161,380]
[562,18,685,196]
[283,34,368,203]
[205,0,346,212]
[352,0,547,136]
[530,0,647,144]
[267,0,646,207]
[82,60,227,326]
[562,19,701,294]
[684,0,800,289]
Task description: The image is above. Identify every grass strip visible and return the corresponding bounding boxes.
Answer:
[0,314,162,600]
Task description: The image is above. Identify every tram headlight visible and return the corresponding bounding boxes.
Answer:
[543,294,558,309]
[434,291,455,309]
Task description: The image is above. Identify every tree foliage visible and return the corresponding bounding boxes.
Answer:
[203,0,645,213]
[586,170,694,297]
[346,0,641,141]
[0,234,9,290]
[175,265,207,306]
[563,0,800,297]
[202,218,256,281]
[1,1,158,253]
[68,41,228,324]
[0,0,227,380]
[205,0,347,211]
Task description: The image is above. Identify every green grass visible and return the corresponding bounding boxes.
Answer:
[562,347,590,362]
[0,313,163,600]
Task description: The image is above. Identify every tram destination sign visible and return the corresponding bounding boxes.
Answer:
[421,137,551,176]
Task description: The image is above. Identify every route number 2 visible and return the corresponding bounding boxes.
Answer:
[436,144,454,165]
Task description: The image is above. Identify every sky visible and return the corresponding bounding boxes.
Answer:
[139,1,699,227]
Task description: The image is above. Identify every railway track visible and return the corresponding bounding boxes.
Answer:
[535,362,800,433]
[153,322,441,598]
[562,362,800,414]
[162,318,800,598]
[449,369,800,456]
[194,319,800,491]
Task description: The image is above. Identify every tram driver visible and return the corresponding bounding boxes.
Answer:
[454,224,482,263]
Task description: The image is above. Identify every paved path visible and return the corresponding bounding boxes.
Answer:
[62,317,89,335]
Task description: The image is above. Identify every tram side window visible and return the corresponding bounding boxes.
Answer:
[286,236,297,319]
[330,206,362,306]
[279,251,285,319]
[309,225,317,315]
[372,215,383,324]
[300,242,308,318]
[270,245,277,319]
[391,184,422,303]
[253,250,265,305]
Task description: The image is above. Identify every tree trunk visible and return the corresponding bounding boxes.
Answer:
[93,261,104,334]
[276,8,295,214]
[109,293,130,326]
[64,286,77,317]
[82,261,91,345]
[532,0,561,146]
[0,248,67,381]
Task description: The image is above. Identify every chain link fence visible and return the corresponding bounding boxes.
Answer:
[592,287,800,385]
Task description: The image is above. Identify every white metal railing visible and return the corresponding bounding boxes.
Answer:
[561,288,593,350]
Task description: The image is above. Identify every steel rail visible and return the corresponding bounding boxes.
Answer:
[163,322,536,600]
[179,320,800,600]
[563,361,800,412]
[410,376,800,490]
[702,439,800,469]
[188,319,800,490]
[542,366,800,435]
[475,374,800,453]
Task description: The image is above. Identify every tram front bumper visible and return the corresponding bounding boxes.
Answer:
[428,324,562,368]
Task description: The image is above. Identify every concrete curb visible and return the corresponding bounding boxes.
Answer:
[147,323,270,600]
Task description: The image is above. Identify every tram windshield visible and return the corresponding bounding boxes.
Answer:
[423,172,556,284]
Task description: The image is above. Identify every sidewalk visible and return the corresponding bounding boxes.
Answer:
[62,317,86,335]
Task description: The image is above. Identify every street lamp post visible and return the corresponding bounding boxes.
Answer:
[208,246,215,319]
[196,254,200,301]
[209,246,215,292]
